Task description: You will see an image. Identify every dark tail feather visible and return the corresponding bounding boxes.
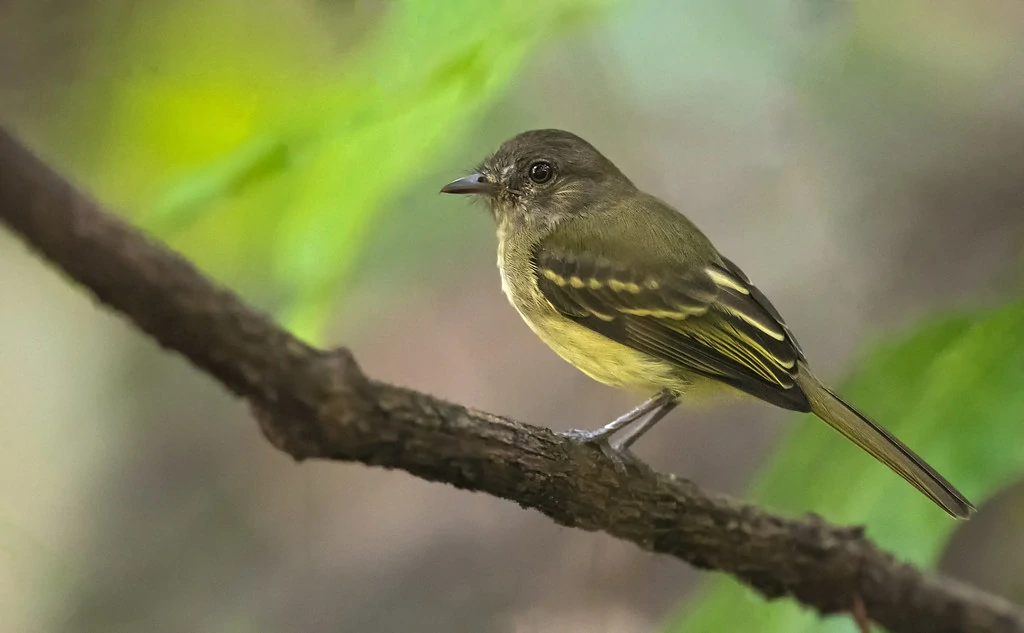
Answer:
[796,369,975,519]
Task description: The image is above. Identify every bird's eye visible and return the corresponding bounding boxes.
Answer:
[528,161,554,184]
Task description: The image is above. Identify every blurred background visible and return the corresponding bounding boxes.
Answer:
[2,0,1024,631]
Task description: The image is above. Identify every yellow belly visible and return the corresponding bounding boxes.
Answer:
[519,306,745,407]
[521,311,683,395]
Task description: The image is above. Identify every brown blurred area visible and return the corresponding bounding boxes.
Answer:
[2,1,1024,632]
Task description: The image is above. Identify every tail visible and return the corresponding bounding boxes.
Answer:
[796,368,975,519]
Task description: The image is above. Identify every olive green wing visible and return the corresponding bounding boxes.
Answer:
[533,235,810,412]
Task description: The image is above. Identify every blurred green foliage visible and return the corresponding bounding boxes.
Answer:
[76,0,605,340]
[669,300,1024,633]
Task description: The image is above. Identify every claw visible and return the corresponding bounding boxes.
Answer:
[560,428,605,444]
[561,429,646,474]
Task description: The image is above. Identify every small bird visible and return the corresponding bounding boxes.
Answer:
[441,129,974,518]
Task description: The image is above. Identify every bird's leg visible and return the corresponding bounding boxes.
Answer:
[561,389,675,445]
[611,397,679,452]
[561,390,678,470]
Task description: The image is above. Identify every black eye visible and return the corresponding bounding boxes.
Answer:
[529,161,554,184]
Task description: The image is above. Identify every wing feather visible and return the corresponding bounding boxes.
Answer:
[534,244,809,411]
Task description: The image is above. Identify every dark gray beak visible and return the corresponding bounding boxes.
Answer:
[440,173,494,195]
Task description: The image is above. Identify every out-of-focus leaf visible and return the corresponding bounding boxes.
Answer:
[144,137,293,234]
[669,300,1024,633]
[72,0,606,341]
[268,0,604,339]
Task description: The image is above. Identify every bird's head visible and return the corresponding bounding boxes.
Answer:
[441,129,635,227]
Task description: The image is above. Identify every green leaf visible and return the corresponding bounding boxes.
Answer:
[669,300,1024,633]
[144,136,292,235]
[68,0,607,342]
[131,0,606,341]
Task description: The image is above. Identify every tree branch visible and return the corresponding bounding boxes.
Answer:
[0,126,1020,633]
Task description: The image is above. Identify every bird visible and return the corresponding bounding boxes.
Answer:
[440,128,974,518]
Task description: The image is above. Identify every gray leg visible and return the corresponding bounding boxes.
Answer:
[561,389,676,445]
[612,398,679,451]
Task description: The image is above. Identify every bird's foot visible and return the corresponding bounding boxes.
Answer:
[560,428,645,473]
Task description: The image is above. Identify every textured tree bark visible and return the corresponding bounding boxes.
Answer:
[1,127,1021,633]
